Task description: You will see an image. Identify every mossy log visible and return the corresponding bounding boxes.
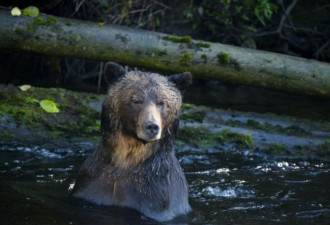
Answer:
[0,9,330,98]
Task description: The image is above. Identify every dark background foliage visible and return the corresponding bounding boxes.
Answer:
[1,0,329,89]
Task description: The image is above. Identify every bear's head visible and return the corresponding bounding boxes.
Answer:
[101,70,192,145]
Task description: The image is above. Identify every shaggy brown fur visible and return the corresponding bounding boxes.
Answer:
[72,70,192,221]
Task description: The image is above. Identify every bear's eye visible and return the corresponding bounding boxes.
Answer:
[132,97,143,104]
[156,99,165,106]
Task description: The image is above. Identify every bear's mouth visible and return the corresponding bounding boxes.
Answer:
[136,136,158,145]
[136,121,162,145]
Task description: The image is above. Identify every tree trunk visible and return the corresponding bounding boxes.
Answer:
[0,9,329,98]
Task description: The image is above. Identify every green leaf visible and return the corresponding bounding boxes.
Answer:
[11,7,21,16]
[19,84,31,91]
[155,18,160,27]
[25,97,39,103]
[22,6,39,17]
[98,22,105,27]
[39,100,59,113]
[241,14,250,21]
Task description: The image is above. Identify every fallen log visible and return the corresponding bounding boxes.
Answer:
[0,9,329,98]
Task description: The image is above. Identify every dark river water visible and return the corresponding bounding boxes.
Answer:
[0,142,329,225]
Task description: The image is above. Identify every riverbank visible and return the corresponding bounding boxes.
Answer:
[1,84,329,160]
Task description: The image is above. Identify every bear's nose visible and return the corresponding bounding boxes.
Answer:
[144,121,159,138]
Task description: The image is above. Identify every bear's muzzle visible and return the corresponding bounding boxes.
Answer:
[136,103,162,143]
[144,121,160,139]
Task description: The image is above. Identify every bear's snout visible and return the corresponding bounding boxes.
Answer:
[136,103,162,143]
[144,121,160,138]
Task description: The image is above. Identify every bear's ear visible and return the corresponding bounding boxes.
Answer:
[100,97,118,139]
[101,99,112,135]
[103,62,126,86]
[168,72,193,92]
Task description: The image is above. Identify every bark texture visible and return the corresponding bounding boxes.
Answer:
[0,9,330,98]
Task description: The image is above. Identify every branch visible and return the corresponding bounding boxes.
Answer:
[314,40,330,58]
[248,0,298,38]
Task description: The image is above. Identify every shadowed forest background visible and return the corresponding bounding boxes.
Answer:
[1,0,329,89]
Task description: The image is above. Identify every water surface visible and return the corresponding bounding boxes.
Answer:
[0,143,329,225]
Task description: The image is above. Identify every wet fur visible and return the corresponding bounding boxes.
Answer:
[72,71,191,221]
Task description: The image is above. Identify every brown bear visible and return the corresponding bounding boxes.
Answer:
[72,69,192,221]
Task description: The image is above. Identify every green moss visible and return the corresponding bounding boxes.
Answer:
[201,54,207,63]
[26,22,35,32]
[216,52,241,69]
[226,119,310,136]
[217,52,231,64]
[317,140,330,157]
[231,60,241,70]
[47,130,66,138]
[73,35,81,42]
[26,16,58,32]
[162,35,192,44]
[14,28,24,35]
[0,90,50,130]
[174,139,186,148]
[47,16,58,23]
[181,111,206,123]
[293,141,330,157]
[282,125,309,135]
[68,35,82,45]
[86,121,101,133]
[65,22,73,26]
[265,141,329,157]
[177,126,253,150]
[0,85,100,137]
[181,103,195,111]
[220,129,253,149]
[266,143,287,154]
[196,42,210,48]
[177,127,209,146]
[34,16,58,26]
[154,50,167,56]
[0,130,14,142]
[293,145,309,156]
[178,52,194,66]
